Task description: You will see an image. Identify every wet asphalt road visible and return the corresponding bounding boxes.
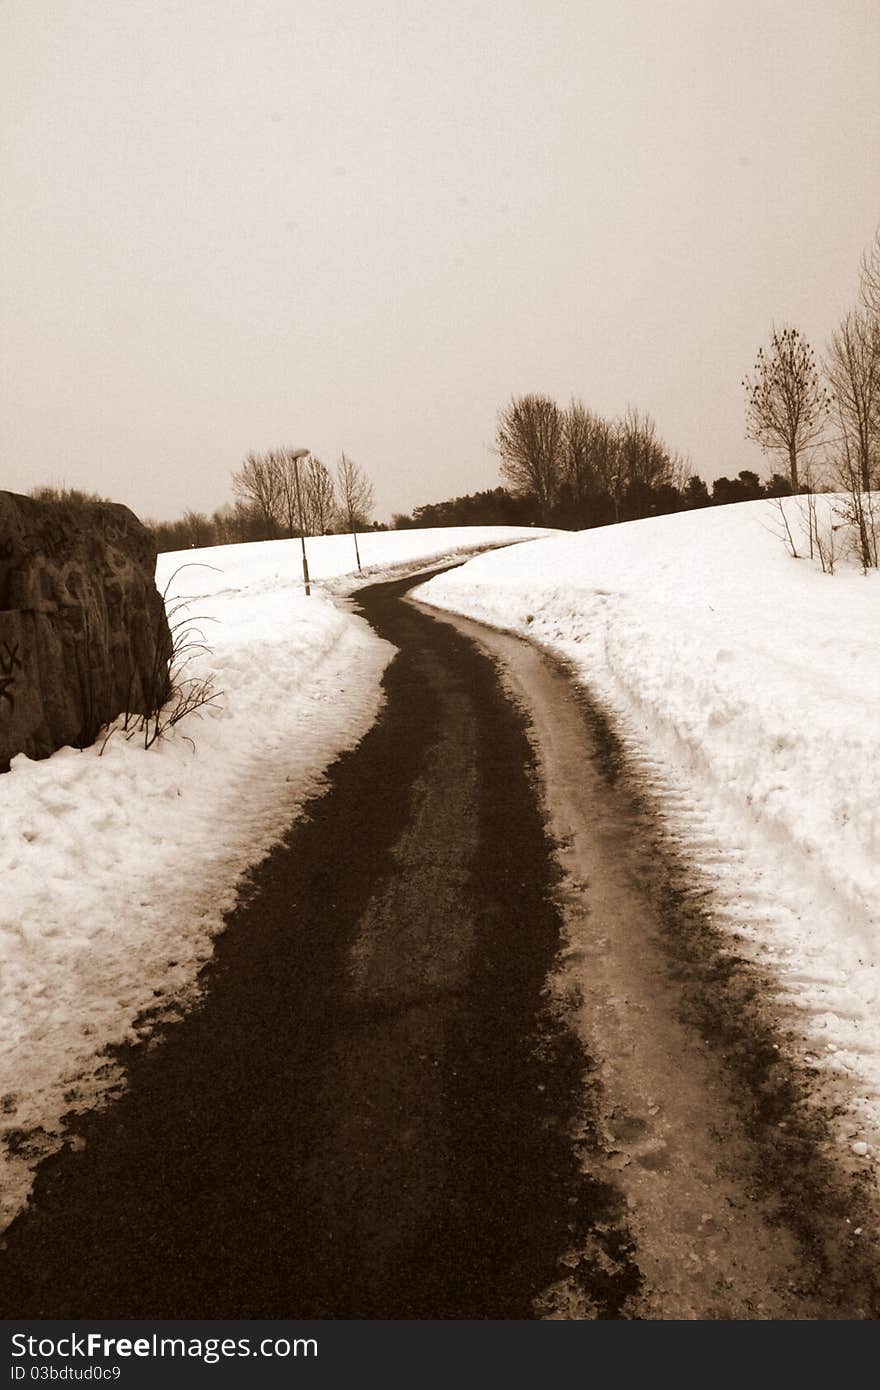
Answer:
[1,567,876,1319]
[0,568,632,1319]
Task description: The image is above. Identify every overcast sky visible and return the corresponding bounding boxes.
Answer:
[2,1,878,522]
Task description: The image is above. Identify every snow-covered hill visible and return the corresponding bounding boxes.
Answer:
[417,497,880,1167]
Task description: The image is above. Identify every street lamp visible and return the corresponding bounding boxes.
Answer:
[290,447,311,596]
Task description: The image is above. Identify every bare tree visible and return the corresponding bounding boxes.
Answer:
[742,326,831,492]
[180,509,213,548]
[496,394,564,521]
[587,415,622,517]
[232,452,283,536]
[232,498,271,542]
[571,407,678,522]
[827,309,880,491]
[305,457,336,534]
[561,401,606,523]
[559,400,627,523]
[833,429,877,571]
[860,226,880,320]
[336,453,374,571]
[616,407,678,506]
[270,449,298,536]
[259,447,328,537]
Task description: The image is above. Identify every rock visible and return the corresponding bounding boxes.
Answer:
[0,491,172,768]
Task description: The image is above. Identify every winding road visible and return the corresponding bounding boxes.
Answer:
[0,566,876,1319]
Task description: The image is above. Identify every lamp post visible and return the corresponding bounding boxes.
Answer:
[290,447,311,596]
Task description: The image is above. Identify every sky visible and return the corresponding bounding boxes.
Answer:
[2,0,878,523]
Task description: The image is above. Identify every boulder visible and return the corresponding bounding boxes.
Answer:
[0,492,172,769]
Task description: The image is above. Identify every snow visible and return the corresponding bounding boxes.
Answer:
[0,524,547,1229]
[3,500,878,1224]
[416,497,880,1166]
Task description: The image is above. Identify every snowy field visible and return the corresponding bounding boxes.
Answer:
[417,497,880,1171]
[0,524,547,1229]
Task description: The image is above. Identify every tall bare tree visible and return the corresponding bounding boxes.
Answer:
[858,231,880,462]
[586,414,622,514]
[262,447,329,537]
[562,400,601,520]
[496,394,564,521]
[742,326,831,492]
[827,309,880,491]
[269,449,298,536]
[860,226,880,321]
[232,452,283,536]
[616,407,678,505]
[305,457,336,534]
[560,401,624,525]
[180,509,213,548]
[336,453,374,571]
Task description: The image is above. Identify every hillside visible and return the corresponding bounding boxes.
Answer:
[418,497,880,1168]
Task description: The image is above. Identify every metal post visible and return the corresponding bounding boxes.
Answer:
[293,452,311,596]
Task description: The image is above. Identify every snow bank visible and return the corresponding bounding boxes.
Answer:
[417,498,880,1157]
[0,524,546,1228]
[156,525,550,598]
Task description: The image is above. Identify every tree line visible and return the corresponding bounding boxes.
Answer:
[145,231,878,553]
[392,410,793,532]
[490,397,692,529]
[391,470,794,531]
[394,228,878,537]
[145,451,375,555]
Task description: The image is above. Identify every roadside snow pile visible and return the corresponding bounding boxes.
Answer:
[417,497,880,1157]
[0,524,546,1229]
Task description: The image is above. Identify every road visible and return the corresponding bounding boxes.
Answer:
[0,566,876,1319]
